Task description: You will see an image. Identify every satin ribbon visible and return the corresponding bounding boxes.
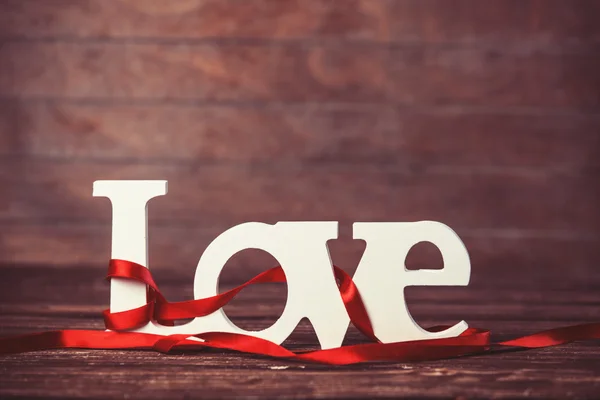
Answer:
[0,259,598,365]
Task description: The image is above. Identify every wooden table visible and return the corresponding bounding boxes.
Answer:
[1,264,599,399]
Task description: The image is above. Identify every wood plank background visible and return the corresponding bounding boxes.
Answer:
[1,0,599,283]
[0,0,599,281]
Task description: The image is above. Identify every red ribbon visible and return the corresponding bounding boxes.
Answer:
[1,259,599,365]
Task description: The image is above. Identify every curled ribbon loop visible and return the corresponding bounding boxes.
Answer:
[0,259,599,365]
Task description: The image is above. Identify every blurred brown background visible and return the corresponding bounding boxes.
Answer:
[0,0,599,288]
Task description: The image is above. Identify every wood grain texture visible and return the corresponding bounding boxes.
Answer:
[2,159,599,231]
[1,0,599,45]
[1,100,600,169]
[1,41,600,108]
[0,267,599,399]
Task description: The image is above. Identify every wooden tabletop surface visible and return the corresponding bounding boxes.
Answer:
[1,264,599,399]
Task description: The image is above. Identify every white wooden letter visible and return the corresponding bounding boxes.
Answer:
[351,221,471,343]
[93,180,168,313]
[191,222,349,349]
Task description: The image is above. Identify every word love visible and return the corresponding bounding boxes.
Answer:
[94,180,471,350]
